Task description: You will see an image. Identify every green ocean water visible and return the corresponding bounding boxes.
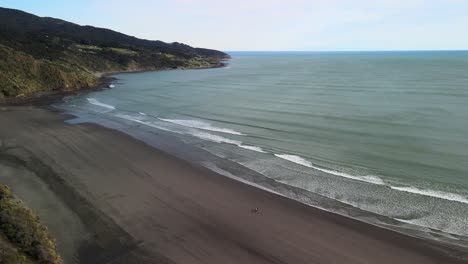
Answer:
[61,51,468,238]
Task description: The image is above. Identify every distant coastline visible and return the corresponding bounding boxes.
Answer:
[0,7,229,103]
[0,61,229,106]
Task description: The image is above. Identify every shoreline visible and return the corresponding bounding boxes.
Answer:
[0,61,228,106]
[63,104,468,249]
[1,106,467,263]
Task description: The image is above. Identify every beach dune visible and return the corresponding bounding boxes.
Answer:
[0,106,466,264]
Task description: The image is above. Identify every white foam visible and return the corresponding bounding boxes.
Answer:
[189,131,266,153]
[115,113,143,122]
[395,218,420,225]
[159,118,244,135]
[202,162,282,195]
[138,112,147,116]
[390,186,468,204]
[275,154,313,167]
[319,169,385,185]
[114,114,179,133]
[87,98,115,110]
[274,154,385,185]
[239,145,267,153]
[395,217,464,239]
[114,113,266,154]
[190,131,242,145]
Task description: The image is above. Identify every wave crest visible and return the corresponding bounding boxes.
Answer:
[274,154,385,185]
[390,186,468,204]
[87,98,115,110]
[160,118,244,135]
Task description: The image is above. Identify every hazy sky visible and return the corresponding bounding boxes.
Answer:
[2,0,468,51]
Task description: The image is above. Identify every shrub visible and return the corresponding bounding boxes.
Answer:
[0,185,62,264]
[0,236,34,264]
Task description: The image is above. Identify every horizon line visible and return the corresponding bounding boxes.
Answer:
[223,49,468,52]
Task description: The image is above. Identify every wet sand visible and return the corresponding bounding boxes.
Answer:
[0,106,467,264]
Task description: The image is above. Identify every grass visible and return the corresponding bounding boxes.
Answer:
[75,44,102,51]
[162,53,175,59]
[107,47,137,55]
[0,184,62,264]
[76,45,138,55]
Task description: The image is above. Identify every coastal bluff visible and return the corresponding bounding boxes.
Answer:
[0,7,229,99]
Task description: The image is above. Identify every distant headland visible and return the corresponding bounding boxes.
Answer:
[0,7,230,101]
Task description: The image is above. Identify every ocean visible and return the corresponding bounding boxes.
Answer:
[57,51,468,244]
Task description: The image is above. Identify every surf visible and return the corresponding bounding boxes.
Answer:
[390,186,468,204]
[159,118,244,135]
[87,98,115,110]
[274,154,385,185]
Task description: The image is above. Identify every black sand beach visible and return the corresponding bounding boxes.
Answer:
[0,106,467,264]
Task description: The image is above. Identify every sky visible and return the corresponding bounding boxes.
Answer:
[1,0,468,51]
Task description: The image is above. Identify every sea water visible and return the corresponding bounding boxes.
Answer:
[58,51,468,242]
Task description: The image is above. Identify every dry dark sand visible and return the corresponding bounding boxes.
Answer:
[0,106,467,264]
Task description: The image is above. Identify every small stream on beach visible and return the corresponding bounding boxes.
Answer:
[56,51,468,246]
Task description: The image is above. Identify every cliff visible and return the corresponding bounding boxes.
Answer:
[0,7,230,99]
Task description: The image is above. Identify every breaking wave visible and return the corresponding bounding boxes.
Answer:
[274,154,385,185]
[87,98,115,110]
[159,118,244,135]
[390,186,468,204]
[189,131,266,153]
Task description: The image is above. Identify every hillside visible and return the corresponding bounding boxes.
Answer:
[0,7,230,99]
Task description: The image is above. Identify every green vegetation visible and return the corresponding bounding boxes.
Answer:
[0,184,62,264]
[162,53,175,59]
[0,235,34,264]
[75,45,138,55]
[0,44,96,98]
[107,47,138,55]
[0,7,229,99]
[75,44,103,51]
